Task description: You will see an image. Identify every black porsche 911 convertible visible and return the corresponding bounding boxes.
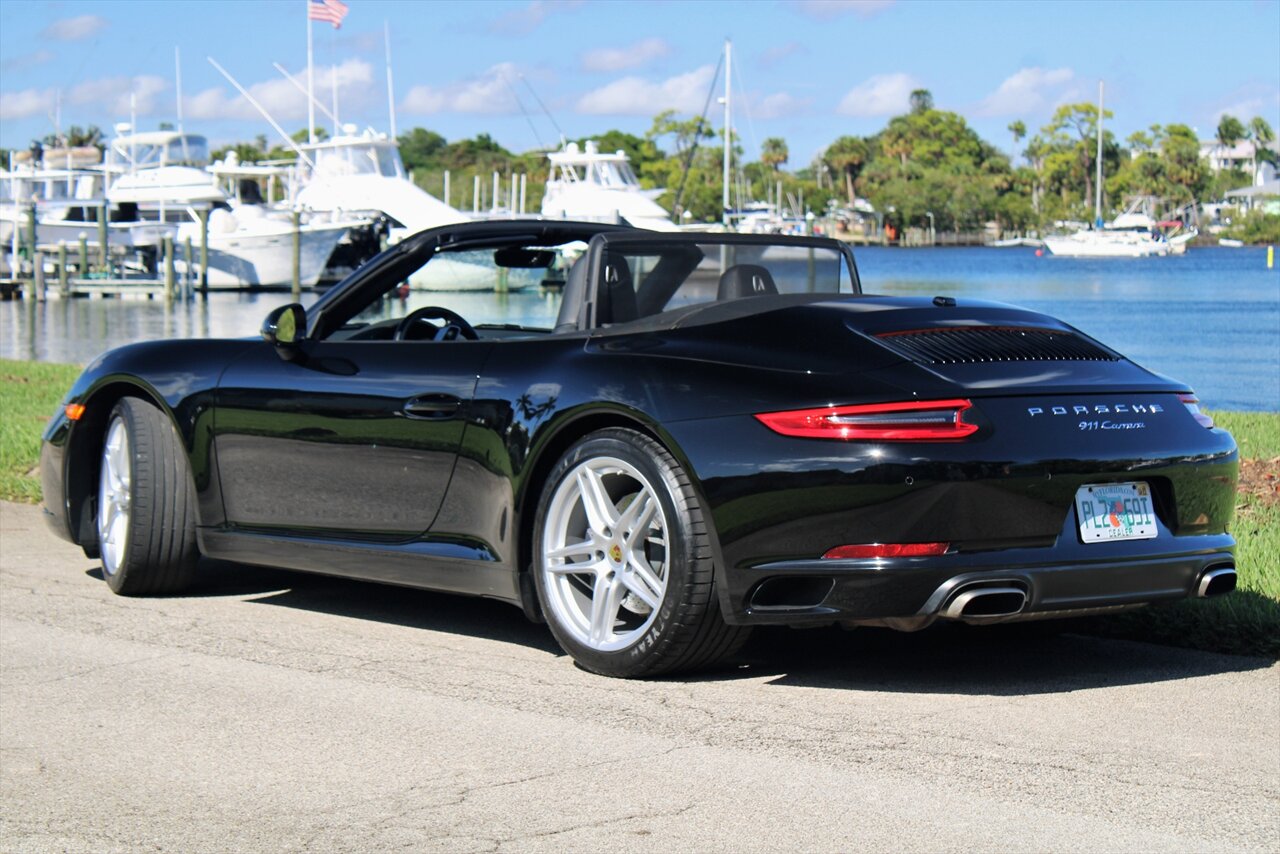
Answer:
[41,220,1240,677]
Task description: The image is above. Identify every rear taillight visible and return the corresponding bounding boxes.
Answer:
[822,542,950,559]
[755,399,978,441]
[1178,394,1214,429]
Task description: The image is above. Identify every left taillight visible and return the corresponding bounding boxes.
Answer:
[755,398,979,441]
[1178,393,1214,429]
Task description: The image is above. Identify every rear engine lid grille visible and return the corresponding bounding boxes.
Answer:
[875,326,1120,365]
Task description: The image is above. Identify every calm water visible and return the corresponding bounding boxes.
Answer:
[2,246,1277,411]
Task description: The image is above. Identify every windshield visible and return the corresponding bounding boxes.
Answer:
[314,143,404,178]
[598,238,856,320]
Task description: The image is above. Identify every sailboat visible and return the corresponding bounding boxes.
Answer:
[1042,83,1193,258]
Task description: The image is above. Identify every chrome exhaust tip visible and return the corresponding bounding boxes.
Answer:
[941,586,1028,620]
[1197,566,1237,598]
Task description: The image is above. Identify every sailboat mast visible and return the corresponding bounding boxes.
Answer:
[722,39,731,228]
[1095,81,1103,227]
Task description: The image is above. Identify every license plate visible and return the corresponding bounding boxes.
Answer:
[1075,482,1158,543]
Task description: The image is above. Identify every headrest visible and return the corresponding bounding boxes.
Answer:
[717,264,778,300]
[599,256,637,325]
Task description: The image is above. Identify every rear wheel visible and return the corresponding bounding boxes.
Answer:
[532,428,749,677]
[97,397,198,595]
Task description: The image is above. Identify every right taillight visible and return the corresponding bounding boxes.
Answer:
[1178,393,1214,429]
[755,399,979,441]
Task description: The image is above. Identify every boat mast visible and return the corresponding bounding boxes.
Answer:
[1095,81,1103,227]
[306,0,315,144]
[384,20,397,138]
[722,39,731,229]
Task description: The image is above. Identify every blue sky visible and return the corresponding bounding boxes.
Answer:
[2,0,1278,166]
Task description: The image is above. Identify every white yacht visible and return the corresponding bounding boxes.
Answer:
[292,128,524,290]
[2,147,172,252]
[542,141,677,232]
[105,131,358,289]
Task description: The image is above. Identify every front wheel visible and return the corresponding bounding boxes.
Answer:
[97,397,199,595]
[532,428,749,678]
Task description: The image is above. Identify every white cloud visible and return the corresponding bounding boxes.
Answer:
[488,1,583,35]
[1214,92,1280,123]
[2,50,56,72]
[581,38,672,73]
[752,92,810,120]
[0,88,54,120]
[576,65,716,116]
[400,63,521,115]
[41,14,107,42]
[792,0,895,21]
[68,75,168,117]
[186,60,374,122]
[975,67,1075,117]
[836,72,920,116]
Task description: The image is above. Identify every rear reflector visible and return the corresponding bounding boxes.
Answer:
[755,399,978,441]
[822,542,950,559]
[1178,394,1214,429]
[64,404,86,421]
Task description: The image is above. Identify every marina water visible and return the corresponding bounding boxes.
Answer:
[2,245,1276,411]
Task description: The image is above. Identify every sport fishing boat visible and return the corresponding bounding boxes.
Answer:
[541,141,677,232]
[105,131,358,289]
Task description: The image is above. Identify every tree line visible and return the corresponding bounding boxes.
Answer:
[9,92,1275,234]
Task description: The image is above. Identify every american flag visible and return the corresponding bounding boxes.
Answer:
[308,0,349,29]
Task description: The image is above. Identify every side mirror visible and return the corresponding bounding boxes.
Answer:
[261,303,306,359]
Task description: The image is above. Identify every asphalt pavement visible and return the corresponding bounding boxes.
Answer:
[2,499,1277,852]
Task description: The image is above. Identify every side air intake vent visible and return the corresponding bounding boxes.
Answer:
[875,326,1120,365]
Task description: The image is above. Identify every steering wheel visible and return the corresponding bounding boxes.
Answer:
[393,306,479,342]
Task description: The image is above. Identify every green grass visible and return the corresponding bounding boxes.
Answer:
[1209,410,1280,458]
[0,359,82,503]
[1,359,1277,656]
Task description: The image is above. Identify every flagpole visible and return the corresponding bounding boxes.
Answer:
[306,0,315,144]
[330,26,339,137]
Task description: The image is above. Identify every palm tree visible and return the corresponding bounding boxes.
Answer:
[1008,120,1026,165]
[825,136,869,204]
[761,137,788,173]
[1248,116,1275,182]
[1216,114,1246,150]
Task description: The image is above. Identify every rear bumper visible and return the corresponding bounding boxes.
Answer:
[721,510,1236,626]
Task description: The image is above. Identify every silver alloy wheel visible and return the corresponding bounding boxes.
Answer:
[98,417,131,577]
[541,456,669,652]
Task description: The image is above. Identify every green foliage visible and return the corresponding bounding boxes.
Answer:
[40,124,103,149]
[575,130,663,172]
[1217,114,1247,148]
[1220,210,1280,245]
[761,137,788,172]
[397,127,447,173]
[909,89,933,114]
[824,135,869,202]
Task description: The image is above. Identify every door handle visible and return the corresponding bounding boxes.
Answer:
[403,394,461,419]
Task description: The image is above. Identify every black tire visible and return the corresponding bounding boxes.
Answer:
[96,397,198,595]
[532,428,750,678]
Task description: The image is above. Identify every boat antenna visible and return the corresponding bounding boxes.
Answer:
[518,74,563,143]
[722,38,731,228]
[208,56,315,168]
[671,48,724,218]
[384,20,397,138]
[1095,80,1104,228]
[175,46,191,162]
[273,62,338,124]
[504,74,546,150]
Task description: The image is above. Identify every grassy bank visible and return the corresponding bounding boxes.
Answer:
[1,358,1276,657]
[0,360,82,503]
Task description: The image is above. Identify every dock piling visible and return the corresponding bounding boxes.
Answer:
[78,234,88,277]
[58,242,69,296]
[163,236,175,303]
[34,250,46,301]
[198,208,209,292]
[96,205,108,272]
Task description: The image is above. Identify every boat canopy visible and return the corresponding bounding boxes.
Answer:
[109,132,210,170]
[301,132,406,180]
